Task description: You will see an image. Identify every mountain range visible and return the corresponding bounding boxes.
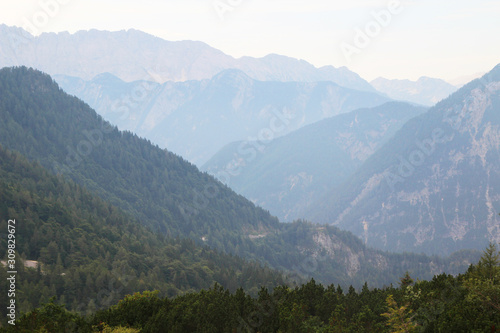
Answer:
[0,66,478,290]
[0,24,471,111]
[0,25,375,92]
[1,24,460,168]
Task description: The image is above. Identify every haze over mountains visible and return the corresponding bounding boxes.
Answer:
[309,66,500,255]
[0,25,465,166]
[202,102,427,221]
[0,24,473,110]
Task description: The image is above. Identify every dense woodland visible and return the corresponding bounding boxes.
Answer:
[1,244,499,332]
[0,145,286,322]
[0,67,480,289]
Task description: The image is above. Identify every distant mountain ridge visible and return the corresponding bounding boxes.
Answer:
[309,64,500,255]
[54,70,390,165]
[0,24,375,92]
[371,76,458,106]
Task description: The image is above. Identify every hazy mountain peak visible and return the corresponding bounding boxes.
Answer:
[260,53,311,65]
[55,68,390,165]
[370,75,458,106]
[484,63,500,79]
[211,68,253,84]
[91,72,125,84]
[448,72,486,87]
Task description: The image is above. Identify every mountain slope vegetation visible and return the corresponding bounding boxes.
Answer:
[0,66,279,253]
[0,144,286,321]
[4,244,500,332]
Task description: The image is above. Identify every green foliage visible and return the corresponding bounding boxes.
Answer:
[92,323,140,333]
[473,242,500,281]
[1,298,89,332]
[462,242,500,328]
[2,245,500,332]
[92,291,162,329]
[1,67,497,333]
[381,295,418,333]
[110,247,500,332]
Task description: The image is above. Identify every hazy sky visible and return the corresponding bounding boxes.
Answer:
[1,0,499,82]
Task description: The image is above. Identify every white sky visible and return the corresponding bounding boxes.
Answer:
[1,0,499,81]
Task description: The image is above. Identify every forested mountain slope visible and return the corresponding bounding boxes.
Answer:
[0,66,279,253]
[0,145,285,318]
[4,245,500,332]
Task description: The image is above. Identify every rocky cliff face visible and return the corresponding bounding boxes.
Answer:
[283,223,478,286]
[310,65,500,255]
